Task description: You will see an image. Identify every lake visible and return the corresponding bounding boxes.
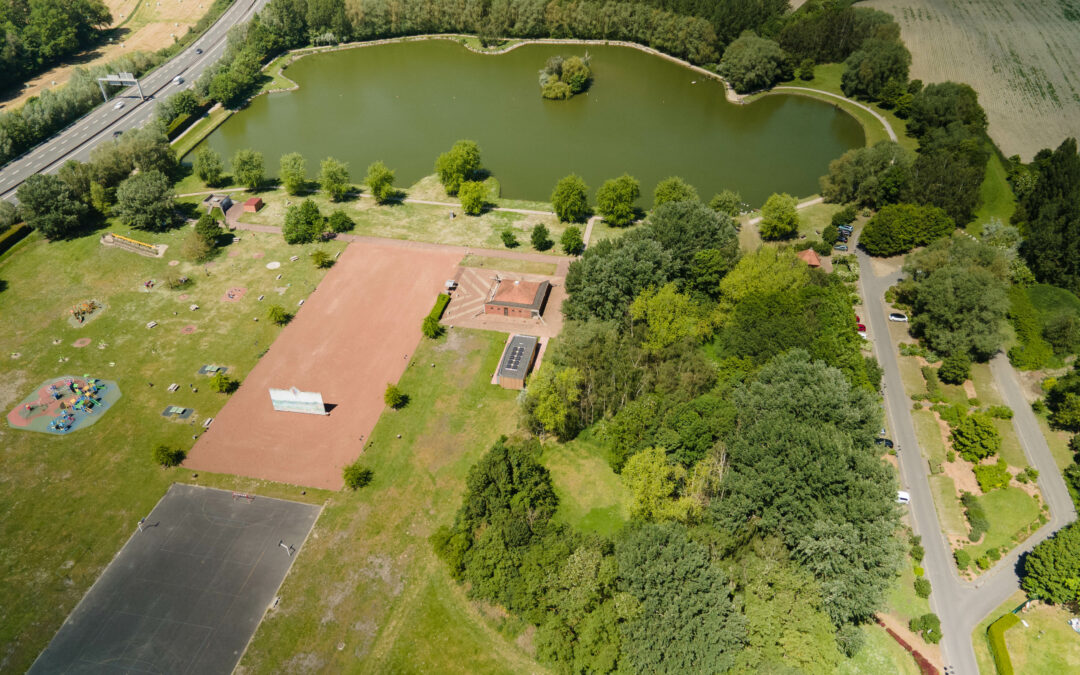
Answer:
[198,39,864,205]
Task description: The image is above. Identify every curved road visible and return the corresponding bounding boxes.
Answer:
[858,245,1076,675]
[0,0,269,202]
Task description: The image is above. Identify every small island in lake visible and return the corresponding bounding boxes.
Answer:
[539,54,592,100]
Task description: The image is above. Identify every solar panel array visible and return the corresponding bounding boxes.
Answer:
[505,345,525,371]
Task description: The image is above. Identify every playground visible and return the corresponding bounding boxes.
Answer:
[184,240,462,489]
[6,376,121,434]
[27,484,320,675]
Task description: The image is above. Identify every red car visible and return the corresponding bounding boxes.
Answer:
[855,315,860,322]
[856,323,867,332]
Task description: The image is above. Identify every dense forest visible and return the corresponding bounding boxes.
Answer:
[0,0,112,91]
[434,196,899,672]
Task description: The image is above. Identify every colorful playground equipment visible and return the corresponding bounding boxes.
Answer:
[8,375,121,435]
[70,300,100,324]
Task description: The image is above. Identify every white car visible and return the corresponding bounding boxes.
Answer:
[896,491,911,504]
[113,100,124,110]
[173,76,184,85]
[889,312,908,322]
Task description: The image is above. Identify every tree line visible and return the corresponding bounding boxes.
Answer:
[0,0,111,92]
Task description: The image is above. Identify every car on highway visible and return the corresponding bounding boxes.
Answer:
[834,243,848,251]
[173,76,184,85]
[113,100,124,110]
[889,313,908,322]
[195,48,203,54]
[896,491,910,504]
[112,130,122,138]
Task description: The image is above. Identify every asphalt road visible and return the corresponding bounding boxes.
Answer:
[857,245,1077,675]
[0,0,269,202]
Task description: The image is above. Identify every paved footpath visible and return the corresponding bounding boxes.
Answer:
[858,245,1076,675]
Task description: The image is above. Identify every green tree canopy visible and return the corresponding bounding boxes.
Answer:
[552,174,589,223]
[319,157,350,201]
[520,364,584,441]
[644,199,739,280]
[653,176,698,208]
[908,82,988,139]
[193,146,224,187]
[720,34,791,94]
[758,192,799,240]
[560,226,584,255]
[365,160,396,203]
[231,149,264,190]
[909,123,990,225]
[708,189,742,217]
[629,283,710,355]
[435,140,481,195]
[621,447,696,522]
[841,37,911,101]
[114,171,174,231]
[564,237,671,320]
[458,180,487,215]
[596,174,640,226]
[282,198,323,244]
[820,141,912,208]
[1022,521,1080,605]
[279,152,307,195]
[15,174,88,239]
[1019,138,1080,294]
[194,214,222,248]
[950,412,1002,461]
[859,203,955,257]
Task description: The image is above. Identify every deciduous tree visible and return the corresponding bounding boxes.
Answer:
[552,174,589,223]
[596,174,640,226]
[653,176,698,208]
[758,192,799,240]
[279,152,307,195]
[319,157,350,201]
[232,149,264,190]
[16,174,88,239]
[435,140,481,195]
[365,160,396,203]
[114,170,174,231]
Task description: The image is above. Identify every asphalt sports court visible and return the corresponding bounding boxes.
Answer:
[28,484,320,674]
[184,239,462,489]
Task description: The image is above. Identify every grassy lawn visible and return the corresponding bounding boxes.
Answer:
[460,254,557,276]
[1036,413,1075,470]
[912,409,946,467]
[885,564,931,624]
[969,362,1006,407]
[541,431,630,537]
[930,474,968,539]
[1004,600,1080,673]
[172,105,234,162]
[0,222,343,672]
[238,328,543,672]
[972,590,1027,675]
[587,218,640,246]
[796,200,843,238]
[897,354,927,396]
[836,625,921,675]
[967,487,1043,560]
[970,152,1017,235]
[994,419,1028,468]
[235,185,568,254]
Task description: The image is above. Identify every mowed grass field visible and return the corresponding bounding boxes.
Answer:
[864,0,1080,160]
[0,223,343,672]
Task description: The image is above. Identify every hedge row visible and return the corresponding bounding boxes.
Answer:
[987,612,1020,675]
[874,618,937,675]
[0,223,30,256]
[429,293,451,321]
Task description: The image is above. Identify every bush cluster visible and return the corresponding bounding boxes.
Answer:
[961,491,990,542]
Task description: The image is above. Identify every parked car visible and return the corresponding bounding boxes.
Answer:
[856,323,867,332]
[113,100,124,110]
[874,438,895,449]
[888,313,908,322]
[834,244,848,251]
[896,491,911,504]
[855,315,860,322]
[112,130,122,138]
[838,225,854,234]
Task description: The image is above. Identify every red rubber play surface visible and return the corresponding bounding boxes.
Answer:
[184,241,461,489]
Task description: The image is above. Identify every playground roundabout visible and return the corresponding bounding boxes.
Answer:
[6,376,122,435]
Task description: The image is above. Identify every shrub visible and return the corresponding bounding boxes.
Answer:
[153,444,186,468]
[859,203,954,257]
[831,205,858,227]
[961,491,990,542]
[913,566,924,577]
[560,226,585,255]
[422,315,443,339]
[823,223,839,245]
[1032,399,1047,414]
[327,210,354,233]
[311,250,333,268]
[987,613,1020,675]
[976,555,990,570]
[914,577,931,598]
[267,305,291,325]
[384,383,406,409]
[209,371,238,394]
[909,613,942,644]
[987,405,1014,419]
[938,353,971,384]
[974,459,1011,491]
[911,543,925,563]
[952,413,1002,461]
[458,180,487,215]
[365,160,396,203]
[922,365,942,399]
[758,192,799,240]
[501,229,519,248]
[531,224,553,251]
[343,461,374,490]
[954,548,971,570]
[947,450,956,462]
[798,58,815,81]
[987,546,1002,562]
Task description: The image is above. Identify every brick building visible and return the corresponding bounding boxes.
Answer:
[484,278,551,319]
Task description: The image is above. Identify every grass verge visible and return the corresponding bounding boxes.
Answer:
[541,430,630,537]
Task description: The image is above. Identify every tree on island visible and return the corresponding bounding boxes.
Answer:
[280,152,307,195]
[539,55,592,99]
[435,140,482,195]
[596,174,640,226]
[320,157,351,201]
[552,174,589,223]
[232,149,264,190]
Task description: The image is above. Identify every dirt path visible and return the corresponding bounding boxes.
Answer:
[745,196,824,226]
[772,86,899,142]
[877,613,942,671]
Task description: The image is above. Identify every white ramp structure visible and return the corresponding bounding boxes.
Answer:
[268,387,327,415]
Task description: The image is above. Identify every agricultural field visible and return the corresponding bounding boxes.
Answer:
[865,0,1080,160]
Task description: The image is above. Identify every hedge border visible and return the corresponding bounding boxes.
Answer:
[987,612,1020,675]
[0,223,30,256]
[874,618,936,675]
[429,293,451,321]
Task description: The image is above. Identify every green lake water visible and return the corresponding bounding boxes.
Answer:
[198,40,864,204]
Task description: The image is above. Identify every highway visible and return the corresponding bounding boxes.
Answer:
[858,244,1077,675]
[0,0,269,202]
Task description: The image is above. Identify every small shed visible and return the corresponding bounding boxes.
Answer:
[244,197,263,213]
[497,335,539,390]
[796,248,822,268]
[202,193,233,216]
